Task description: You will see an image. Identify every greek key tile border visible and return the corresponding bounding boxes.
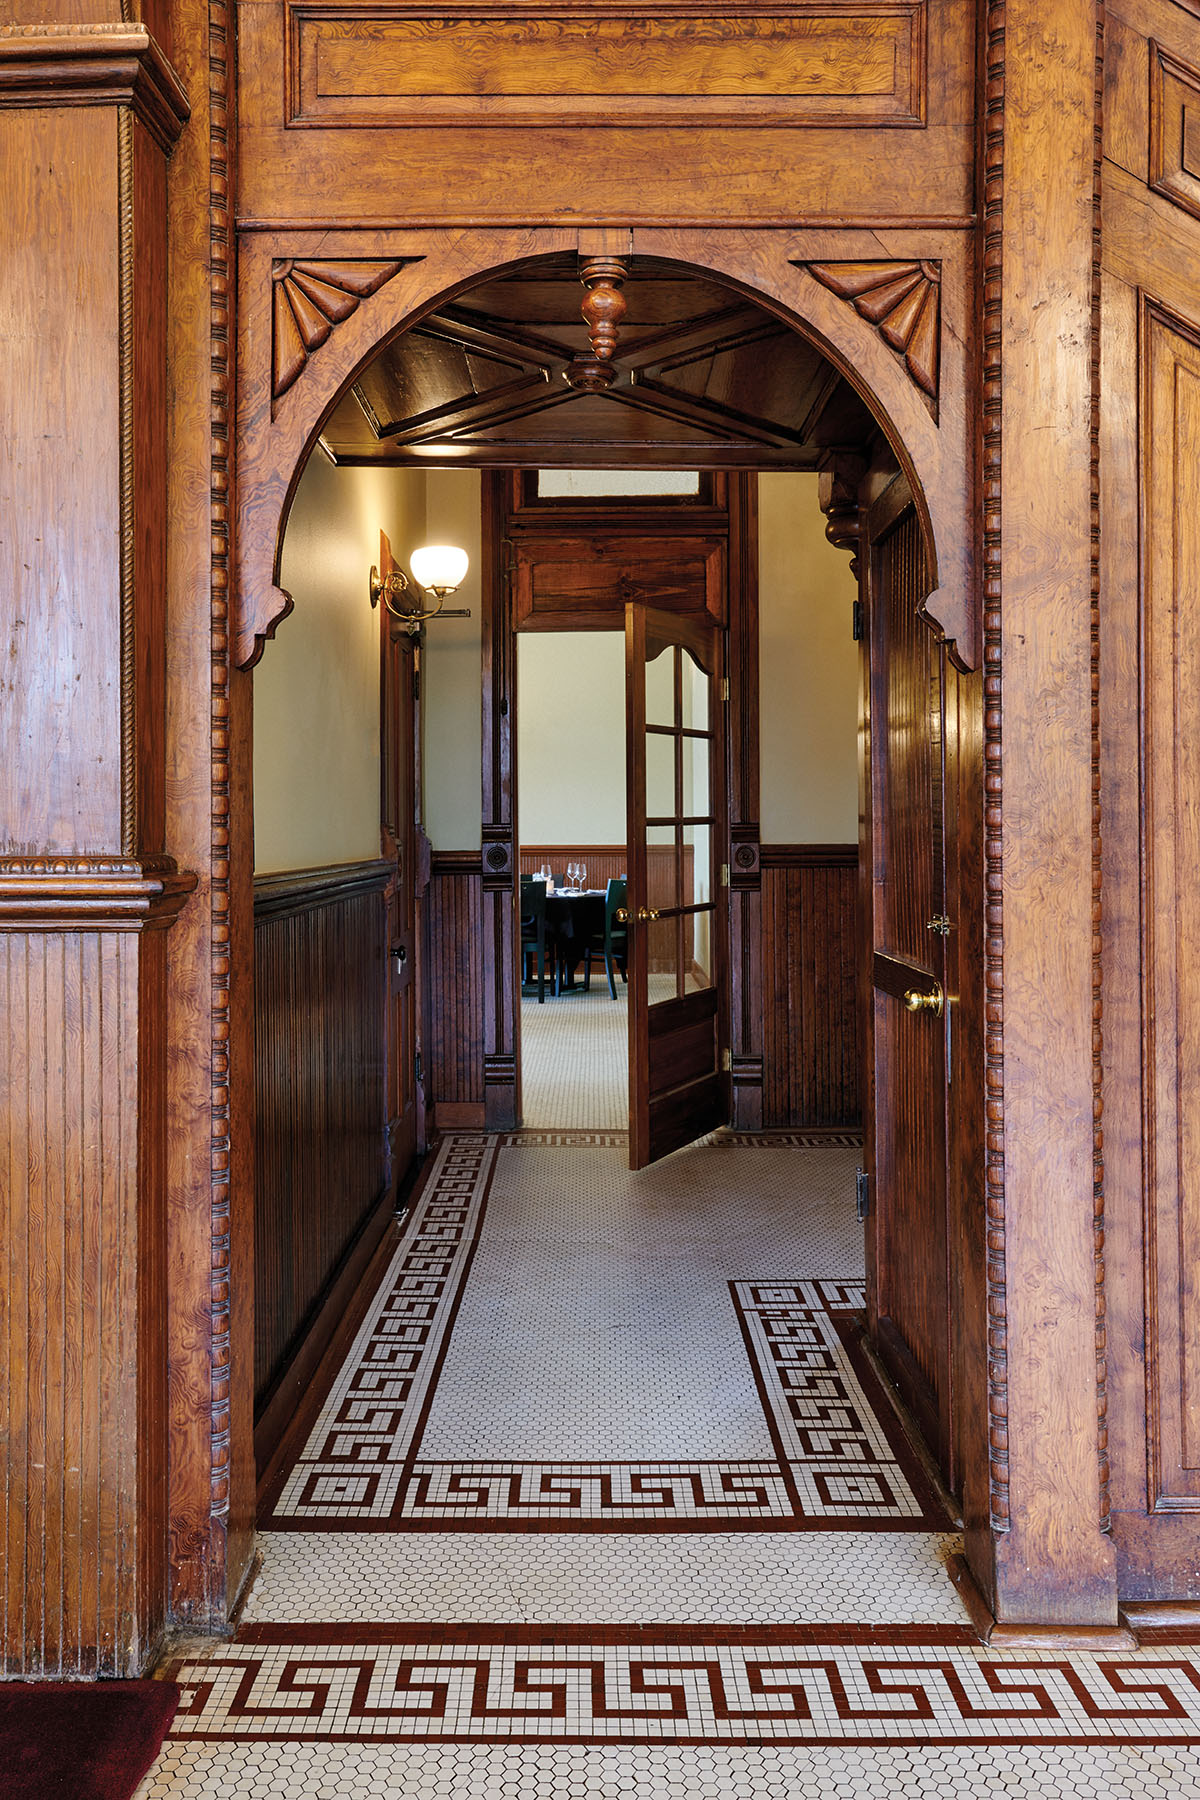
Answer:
[261,1140,945,1533]
[166,1625,1200,1746]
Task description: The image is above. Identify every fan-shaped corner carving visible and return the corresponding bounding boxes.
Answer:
[804,260,941,409]
[271,259,410,403]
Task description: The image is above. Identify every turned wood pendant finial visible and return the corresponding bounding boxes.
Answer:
[817,454,867,578]
[566,255,628,391]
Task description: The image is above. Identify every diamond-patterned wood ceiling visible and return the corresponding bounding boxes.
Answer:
[318,257,877,468]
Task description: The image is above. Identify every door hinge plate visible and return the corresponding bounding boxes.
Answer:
[721,1048,732,1073]
[720,677,729,702]
[414,1049,424,1085]
[852,598,864,641]
[855,1167,870,1223]
[720,862,730,887]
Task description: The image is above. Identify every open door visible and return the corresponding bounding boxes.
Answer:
[861,479,955,1482]
[378,528,426,1191]
[625,602,729,1169]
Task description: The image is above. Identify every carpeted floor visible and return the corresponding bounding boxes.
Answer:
[0,1678,179,1800]
[521,985,628,1128]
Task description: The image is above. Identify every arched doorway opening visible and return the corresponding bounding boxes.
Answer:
[241,244,983,1578]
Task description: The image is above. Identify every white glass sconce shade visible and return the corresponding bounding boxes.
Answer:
[409,544,469,593]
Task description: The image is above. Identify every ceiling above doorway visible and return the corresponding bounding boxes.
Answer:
[316,256,877,470]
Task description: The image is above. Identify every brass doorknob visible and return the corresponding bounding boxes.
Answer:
[637,907,661,922]
[615,907,629,923]
[904,986,944,1017]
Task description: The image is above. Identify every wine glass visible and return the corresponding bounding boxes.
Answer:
[578,862,587,890]
[567,860,579,890]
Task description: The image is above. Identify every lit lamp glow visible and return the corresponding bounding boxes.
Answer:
[369,541,471,633]
[409,544,469,596]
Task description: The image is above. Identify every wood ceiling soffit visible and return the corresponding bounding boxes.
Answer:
[803,261,941,412]
[271,259,410,405]
[339,295,828,456]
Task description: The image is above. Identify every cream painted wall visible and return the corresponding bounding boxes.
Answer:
[421,470,484,850]
[518,633,625,843]
[254,455,426,874]
[758,472,859,844]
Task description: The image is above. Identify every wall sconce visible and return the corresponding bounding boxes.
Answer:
[369,544,471,634]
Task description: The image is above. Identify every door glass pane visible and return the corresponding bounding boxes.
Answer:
[682,648,709,732]
[646,914,681,1002]
[538,469,700,498]
[646,824,678,918]
[686,911,714,992]
[683,823,714,993]
[646,644,676,727]
[646,731,676,819]
[684,823,712,911]
[681,730,709,819]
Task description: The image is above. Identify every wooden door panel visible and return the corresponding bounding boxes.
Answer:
[626,605,729,1168]
[514,535,725,631]
[876,507,938,968]
[865,483,953,1478]
[378,529,421,1185]
[1139,300,1200,1508]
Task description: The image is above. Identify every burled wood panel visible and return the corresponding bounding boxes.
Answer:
[1140,299,1200,1512]
[287,6,927,131]
[253,863,391,1408]
[760,846,860,1128]
[427,854,485,1111]
[0,931,151,1676]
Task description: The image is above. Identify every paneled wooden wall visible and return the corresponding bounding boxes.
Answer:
[253,863,392,1411]
[426,853,485,1125]
[760,846,860,1128]
[1102,0,1200,1602]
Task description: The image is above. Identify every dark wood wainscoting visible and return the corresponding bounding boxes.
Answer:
[253,861,396,1458]
[427,852,485,1128]
[519,844,627,886]
[761,845,861,1129]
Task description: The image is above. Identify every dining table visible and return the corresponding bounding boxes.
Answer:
[542,887,609,991]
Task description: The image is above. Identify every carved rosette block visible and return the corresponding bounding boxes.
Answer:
[729,830,761,889]
[271,259,407,402]
[806,261,941,408]
[481,830,514,892]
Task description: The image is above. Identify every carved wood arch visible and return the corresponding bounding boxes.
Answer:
[235,226,973,669]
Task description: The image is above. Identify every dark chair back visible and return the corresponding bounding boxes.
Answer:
[520,876,546,931]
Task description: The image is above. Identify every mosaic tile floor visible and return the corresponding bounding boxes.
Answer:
[139,1138,1200,1797]
[260,1137,942,1529]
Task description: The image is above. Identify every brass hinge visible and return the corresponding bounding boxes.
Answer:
[721,1048,732,1073]
[720,862,730,887]
[721,677,729,702]
[926,915,951,937]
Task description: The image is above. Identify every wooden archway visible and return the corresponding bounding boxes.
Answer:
[234,227,975,670]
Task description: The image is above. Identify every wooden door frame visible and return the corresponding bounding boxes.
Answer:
[479,469,757,1133]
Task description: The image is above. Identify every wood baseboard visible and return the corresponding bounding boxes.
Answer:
[946,1553,1138,1649]
[432,1102,486,1130]
[1120,1600,1200,1637]
[255,1149,443,1513]
[254,1184,399,1485]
